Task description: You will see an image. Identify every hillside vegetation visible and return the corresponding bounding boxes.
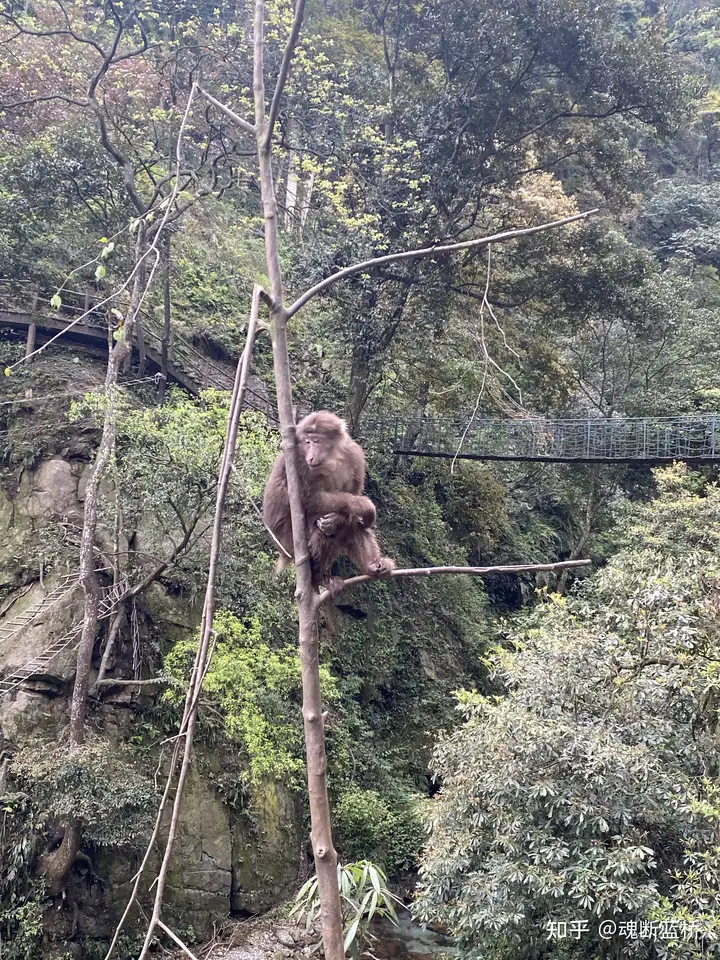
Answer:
[0,1,719,958]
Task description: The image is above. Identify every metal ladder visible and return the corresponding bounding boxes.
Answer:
[0,578,128,697]
[0,574,80,646]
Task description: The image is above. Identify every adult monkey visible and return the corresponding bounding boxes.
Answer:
[263,411,396,595]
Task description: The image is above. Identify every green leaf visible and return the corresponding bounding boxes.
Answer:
[343,916,361,953]
[4,367,11,377]
[101,242,115,259]
[95,264,107,281]
[50,293,62,310]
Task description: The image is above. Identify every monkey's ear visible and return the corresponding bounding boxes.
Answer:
[337,417,349,434]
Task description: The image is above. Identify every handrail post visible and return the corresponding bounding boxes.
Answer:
[24,283,40,399]
[25,283,39,358]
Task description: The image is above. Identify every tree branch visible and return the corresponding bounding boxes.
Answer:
[316,559,592,606]
[264,0,307,150]
[0,7,105,56]
[96,677,170,687]
[157,922,201,960]
[286,209,599,317]
[0,92,89,109]
[197,85,256,135]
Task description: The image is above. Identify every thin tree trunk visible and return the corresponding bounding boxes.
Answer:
[70,236,146,735]
[43,231,147,894]
[558,467,601,594]
[284,120,299,232]
[252,4,345,958]
[137,317,147,376]
[92,604,125,692]
[347,344,374,435]
[41,822,82,897]
[161,230,171,403]
[297,170,314,241]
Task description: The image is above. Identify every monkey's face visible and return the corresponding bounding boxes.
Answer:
[300,430,337,473]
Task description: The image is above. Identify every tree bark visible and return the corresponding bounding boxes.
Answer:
[41,822,82,897]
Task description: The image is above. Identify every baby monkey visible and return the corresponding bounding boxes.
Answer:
[262,411,396,595]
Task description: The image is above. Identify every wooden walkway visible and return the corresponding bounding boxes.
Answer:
[0,280,275,420]
[3,282,719,465]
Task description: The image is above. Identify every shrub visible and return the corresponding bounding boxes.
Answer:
[335,787,425,874]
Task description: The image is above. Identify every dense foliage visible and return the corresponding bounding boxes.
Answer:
[11,739,156,848]
[416,466,720,959]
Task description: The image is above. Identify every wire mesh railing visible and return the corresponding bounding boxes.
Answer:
[365,415,720,463]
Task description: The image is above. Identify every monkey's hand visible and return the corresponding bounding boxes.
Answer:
[316,512,343,537]
[366,557,397,579]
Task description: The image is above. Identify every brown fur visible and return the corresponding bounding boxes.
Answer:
[262,411,396,594]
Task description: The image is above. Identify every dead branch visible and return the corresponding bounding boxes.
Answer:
[316,559,592,607]
[197,86,256,136]
[157,921,202,960]
[265,0,308,150]
[105,292,261,960]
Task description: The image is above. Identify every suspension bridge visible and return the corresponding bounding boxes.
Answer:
[3,280,718,465]
[366,414,720,464]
